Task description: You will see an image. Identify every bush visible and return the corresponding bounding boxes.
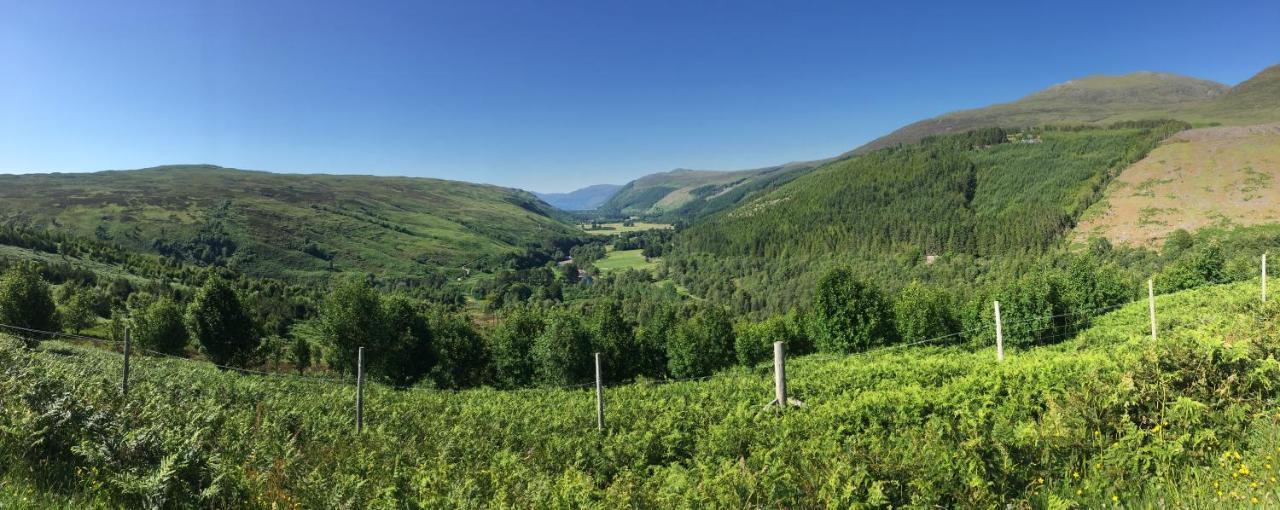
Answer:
[734,314,802,367]
[429,309,490,389]
[591,300,639,380]
[667,305,734,378]
[0,266,59,348]
[812,268,896,353]
[380,296,435,386]
[317,277,389,375]
[892,281,957,343]
[489,306,545,388]
[532,310,593,386]
[132,297,189,356]
[185,274,259,368]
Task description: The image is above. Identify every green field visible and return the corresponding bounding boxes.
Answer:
[4,281,1279,507]
[593,248,657,272]
[582,222,672,234]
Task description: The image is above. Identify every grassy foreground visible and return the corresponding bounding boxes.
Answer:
[3,282,1280,507]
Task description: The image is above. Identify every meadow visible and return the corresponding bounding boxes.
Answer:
[3,280,1279,507]
[593,249,658,273]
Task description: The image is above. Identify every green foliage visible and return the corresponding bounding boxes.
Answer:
[131,297,189,356]
[289,335,312,375]
[734,313,805,367]
[428,309,489,389]
[317,277,389,375]
[0,266,58,347]
[892,281,958,343]
[380,296,435,387]
[666,304,734,378]
[591,300,639,380]
[184,274,259,368]
[4,282,1280,507]
[532,310,593,386]
[59,285,99,334]
[489,306,545,389]
[812,268,896,353]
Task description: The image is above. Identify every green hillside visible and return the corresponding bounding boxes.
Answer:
[5,280,1278,507]
[598,159,827,220]
[681,125,1179,259]
[853,65,1280,154]
[0,165,586,281]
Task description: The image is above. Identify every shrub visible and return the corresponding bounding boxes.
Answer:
[892,281,957,343]
[429,309,490,389]
[532,310,593,386]
[316,277,389,375]
[0,266,59,348]
[489,306,545,388]
[185,274,259,368]
[380,296,435,386]
[132,297,189,356]
[667,305,734,378]
[812,267,896,353]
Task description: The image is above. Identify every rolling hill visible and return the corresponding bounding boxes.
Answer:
[852,65,1280,154]
[597,159,828,220]
[0,165,585,281]
[533,184,622,211]
[1074,123,1280,246]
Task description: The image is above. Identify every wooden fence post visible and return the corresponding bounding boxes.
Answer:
[594,353,605,431]
[993,301,1004,362]
[356,346,364,434]
[774,341,787,408]
[1148,279,1157,342]
[122,326,131,396]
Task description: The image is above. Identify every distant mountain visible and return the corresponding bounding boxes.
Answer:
[534,184,623,211]
[851,65,1280,154]
[0,165,584,281]
[599,159,829,220]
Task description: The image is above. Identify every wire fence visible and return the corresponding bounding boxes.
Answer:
[0,269,1269,431]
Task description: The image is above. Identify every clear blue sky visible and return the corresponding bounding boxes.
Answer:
[1,0,1277,192]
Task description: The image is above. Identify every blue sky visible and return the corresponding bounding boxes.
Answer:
[1,1,1277,192]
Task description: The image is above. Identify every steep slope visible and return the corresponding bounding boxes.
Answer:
[679,125,1182,259]
[1074,123,1280,246]
[533,184,622,211]
[853,65,1280,154]
[599,159,828,220]
[0,165,584,281]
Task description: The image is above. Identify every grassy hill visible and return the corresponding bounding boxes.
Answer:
[5,280,1278,507]
[1075,123,1280,246]
[0,165,585,282]
[534,184,623,211]
[853,65,1280,154]
[598,159,828,220]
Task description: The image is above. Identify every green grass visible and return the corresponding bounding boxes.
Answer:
[581,222,672,234]
[593,249,657,272]
[3,281,1279,506]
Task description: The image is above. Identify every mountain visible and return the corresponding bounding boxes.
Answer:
[852,65,1280,154]
[1074,123,1280,246]
[599,159,829,220]
[0,165,584,281]
[533,184,623,211]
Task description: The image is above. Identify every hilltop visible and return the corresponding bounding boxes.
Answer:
[0,165,585,281]
[852,65,1280,154]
